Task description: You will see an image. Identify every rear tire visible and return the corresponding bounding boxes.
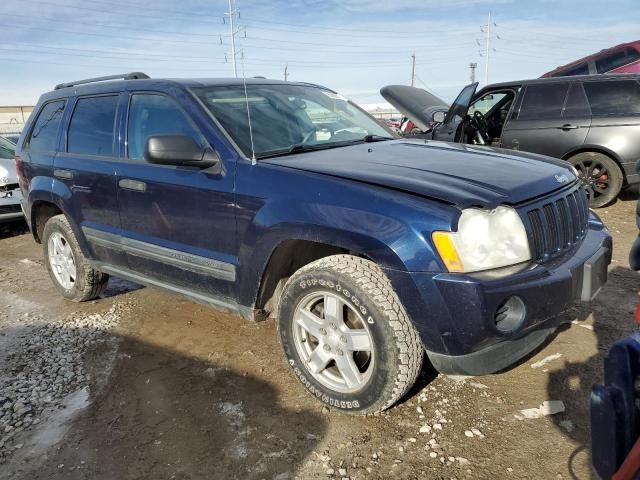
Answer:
[277,255,423,415]
[568,152,623,208]
[43,214,109,302]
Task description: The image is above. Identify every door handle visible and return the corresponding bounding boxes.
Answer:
[558,124,579,130]
[54,169,73,180]
[118,179,146,192]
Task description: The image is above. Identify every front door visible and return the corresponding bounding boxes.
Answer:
[116,92,237,300]
[501,82,591,157]
[431,82,478,142]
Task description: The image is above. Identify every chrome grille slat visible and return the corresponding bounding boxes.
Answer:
[525,185,589,262]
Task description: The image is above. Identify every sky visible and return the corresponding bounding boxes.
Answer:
[1,0,639,107]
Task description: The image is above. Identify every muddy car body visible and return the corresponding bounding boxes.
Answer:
[16,74,611,414]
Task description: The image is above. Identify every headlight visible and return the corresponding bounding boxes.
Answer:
[432,206,531,273]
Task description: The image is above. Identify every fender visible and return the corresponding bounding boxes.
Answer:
[234,188,457,308]
[562,143,624,166]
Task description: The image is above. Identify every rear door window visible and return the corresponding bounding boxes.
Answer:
[28,100,66,152]
[557,62,590,77]
[583,80,640,115]
[517,83,569,120]
[595,48,640,73]
[67,95,119,156]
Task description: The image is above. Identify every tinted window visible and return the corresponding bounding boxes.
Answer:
[0,137,15,159]
[557,62,590,77]
[563,83,591,117]
[583,80,640,115]
[28,101,65,152]
[596,48,640,73]
[127,94,202,161]
[518,83,569,120]
[67,96,118,156]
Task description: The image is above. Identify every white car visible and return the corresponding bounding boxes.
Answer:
[0,136,23,223]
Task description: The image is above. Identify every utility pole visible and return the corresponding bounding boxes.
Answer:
[224,0,240,77]
[284,64,288,81]
[410,53,416,87]
[478,13,498,85]
[484,12,491,85]
[469,62,477,83]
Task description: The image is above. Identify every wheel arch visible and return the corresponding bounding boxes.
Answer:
[563,146,626,181]
[242,234,393,320]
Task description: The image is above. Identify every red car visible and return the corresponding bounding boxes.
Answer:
[542,40,640,77]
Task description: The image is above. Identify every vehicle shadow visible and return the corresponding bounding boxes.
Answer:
[101,277,144,299]
[546,265,638,479]
[0,324,327,480]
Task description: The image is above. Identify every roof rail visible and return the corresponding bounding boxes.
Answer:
[54,72,150,90]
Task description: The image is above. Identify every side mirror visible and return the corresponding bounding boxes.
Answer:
[432,111,446,123]
[144,135,219,169]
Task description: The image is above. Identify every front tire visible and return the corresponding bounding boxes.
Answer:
[568,152,623,208]
[43,214,109,302]
[277,255,423,415]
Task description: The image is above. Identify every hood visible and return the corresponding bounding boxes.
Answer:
[264,140,577,209]
[380,85,449,132]
[0,158,18,186]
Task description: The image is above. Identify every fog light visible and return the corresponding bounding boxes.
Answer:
[494,296,526,333]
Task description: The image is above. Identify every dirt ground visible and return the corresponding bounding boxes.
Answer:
[0,194,637,480]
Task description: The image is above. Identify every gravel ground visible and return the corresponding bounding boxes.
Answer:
[0,194,637,479]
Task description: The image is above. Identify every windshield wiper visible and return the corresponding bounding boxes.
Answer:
[257,135,395,160]
[362,134,394,143]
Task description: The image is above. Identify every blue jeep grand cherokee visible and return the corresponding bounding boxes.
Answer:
[16,73,611,414]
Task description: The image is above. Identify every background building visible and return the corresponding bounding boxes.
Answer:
[0,106,33,135]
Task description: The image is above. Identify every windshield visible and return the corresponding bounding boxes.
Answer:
[194,84,393,159]
[0,136,16,159]
[468,92,508,115]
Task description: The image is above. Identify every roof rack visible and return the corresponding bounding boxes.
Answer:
[54,72,150,90]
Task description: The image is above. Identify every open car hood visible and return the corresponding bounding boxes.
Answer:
[380,85,449,132]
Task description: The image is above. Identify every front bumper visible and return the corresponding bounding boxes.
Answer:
[0,187,24,223]
[384,221,612,375]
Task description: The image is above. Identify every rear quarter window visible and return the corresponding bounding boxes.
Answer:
[27,100,66,152]
[67,95,119,156]
[583,80,640,115]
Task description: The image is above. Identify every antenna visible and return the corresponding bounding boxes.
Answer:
[234,2,256,165]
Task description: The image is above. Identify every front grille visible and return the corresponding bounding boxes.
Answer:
[525,185,589,262]
[0,204,21,215]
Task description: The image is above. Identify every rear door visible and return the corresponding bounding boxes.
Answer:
[115,91,237,300]
[54,94,127,267]
[500,81,591,158]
